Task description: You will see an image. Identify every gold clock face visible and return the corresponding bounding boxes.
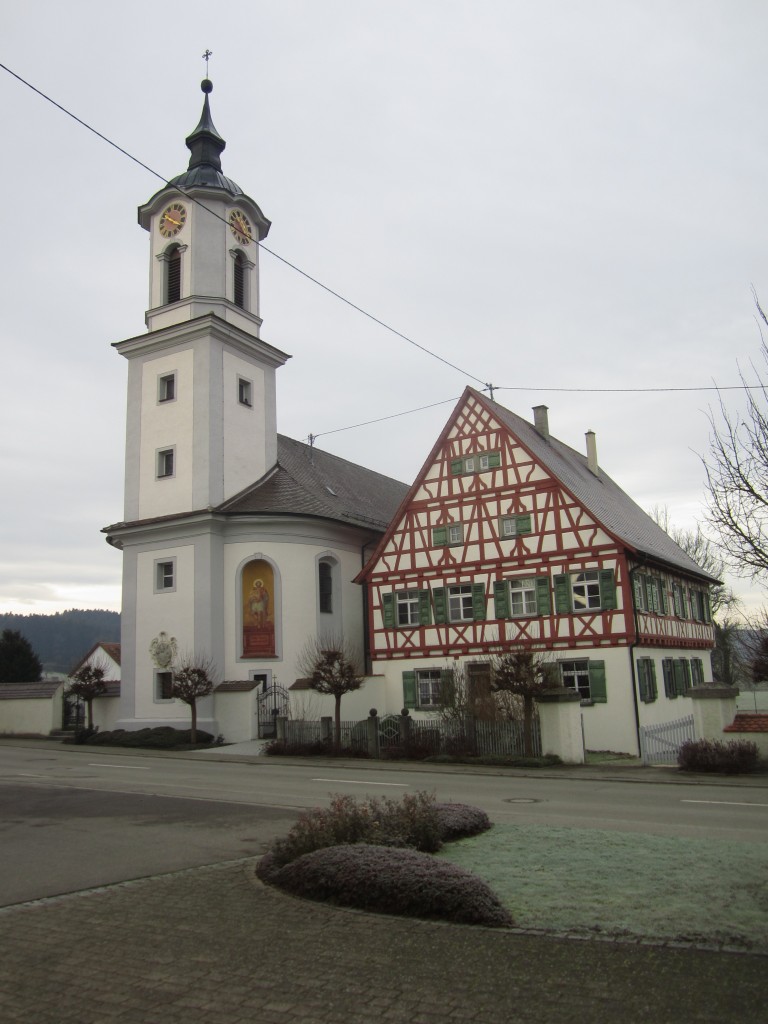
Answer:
[159,202,187,238]
[229,209,253,245]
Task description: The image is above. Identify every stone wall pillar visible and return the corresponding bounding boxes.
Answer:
[276,715,287,741]
[321,716,333,744]
[535,689,585,764]
[689,687,739,741]
[367,709,380,758]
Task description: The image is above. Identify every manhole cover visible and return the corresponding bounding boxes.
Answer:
[503,797,541,804]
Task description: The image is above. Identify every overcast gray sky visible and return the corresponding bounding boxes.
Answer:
[3,0,768,616]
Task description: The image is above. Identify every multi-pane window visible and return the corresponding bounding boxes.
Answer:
[509,577,537,616]
[157,448,175,479]
[238,377,252,407]
[396,590,421,626]
[155,560,175,592]
[500,514,532,538]
[560,659,591,699]
[432,524,463,546]
[158,373,176,403]
[571,571,601,611]
[448,584,474,621]
[318,561,333,614]
[450,452,501,475]
[416,669,443,708]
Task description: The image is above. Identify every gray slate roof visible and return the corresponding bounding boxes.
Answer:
[480,389,718,582]
[0,681,63,700]
[218,435,409,532]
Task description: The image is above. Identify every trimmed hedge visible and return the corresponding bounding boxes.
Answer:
[270,844,513,928]
[678,738,761,774]
[435,802,492,842]
[263,739,370,758]
[75,727,215,749]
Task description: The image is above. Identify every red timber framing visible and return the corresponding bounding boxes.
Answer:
[356,389,715,663]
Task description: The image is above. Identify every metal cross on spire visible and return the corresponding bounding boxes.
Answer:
[202,49,212,74]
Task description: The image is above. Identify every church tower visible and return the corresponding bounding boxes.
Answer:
[116,79,289,524]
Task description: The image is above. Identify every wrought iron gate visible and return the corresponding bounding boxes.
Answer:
[255,683,290,739]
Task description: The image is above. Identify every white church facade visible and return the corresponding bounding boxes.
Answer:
[105,80,408,739]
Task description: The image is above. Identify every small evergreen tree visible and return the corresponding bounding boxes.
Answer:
[65,662,107,730]
[0,629,43,683]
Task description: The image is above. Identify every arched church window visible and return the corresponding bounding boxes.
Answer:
[233,251,246,308]
[319,561,333,614]
[166,246,182,304]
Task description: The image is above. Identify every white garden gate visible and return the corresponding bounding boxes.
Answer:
[639,714,695,766]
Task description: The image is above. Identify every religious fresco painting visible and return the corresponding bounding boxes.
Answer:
[242,559,276,657]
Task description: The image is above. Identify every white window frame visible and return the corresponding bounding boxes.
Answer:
[154,557,176,594]
[447,523,463,545]
[448,584,474,622]
[416,668,442,708]
[560,659,591,699]
[509,577,537,617]
[158,372,176,403]
[156,447,175,479]
[571,570,601,612]
[396,590,421,626]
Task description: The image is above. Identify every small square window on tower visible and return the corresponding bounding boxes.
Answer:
[238,377,252,407]
[158,373,176,403]
[154,558,176,593]
[157,447,175,479]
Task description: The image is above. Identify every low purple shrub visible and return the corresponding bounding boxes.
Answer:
[678,738,760,774]
[435,802,492,841]
[272,844,513,928]
[267,791,442,870]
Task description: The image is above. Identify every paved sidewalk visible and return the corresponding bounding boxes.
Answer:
[1,859,765,1024]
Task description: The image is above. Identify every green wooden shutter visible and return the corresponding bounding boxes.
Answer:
[672,659,685,697]
[433,587,447,624]
[599,569,617,610]
[633,575,645,609]
[535,576,551,615]
[662,659,675,698]
[418,590,432,626]
[515,514,532,535]
[703,593,711,623]
[402,671,417,709]
[589,661,607,703]
[554,574,571,614]
[637,661,649,703]
[658,580,668,615]
[450,458,463,475]
[382,593,395,628]
[488,451,501,468]
[682,660,692,694]
[439,669,454,705]
[649,660,658,701]
[432,526,448,546]
[493,580,510,619]
[472,582,487,621]
[691,657,703,686]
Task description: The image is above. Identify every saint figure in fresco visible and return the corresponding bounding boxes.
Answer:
[249,578,270,628]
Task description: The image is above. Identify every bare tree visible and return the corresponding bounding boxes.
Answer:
[297,636,364,750]
[66,660,108,730]
[702,301,768,587]
[172,653,217,744]
[648,505,737,617]
[490,649,558,757]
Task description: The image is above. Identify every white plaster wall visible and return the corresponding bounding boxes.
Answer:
[138,350,195,520]
[134,544,196,721]
[93,696,121,732]
[0,692,63,735]
[223,533,366,694]
[214,690,257,743]
[222,350,268,497]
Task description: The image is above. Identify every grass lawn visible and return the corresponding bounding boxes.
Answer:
[438,824,768,950]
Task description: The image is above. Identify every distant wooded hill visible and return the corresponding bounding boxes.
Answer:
[0,610,120,675]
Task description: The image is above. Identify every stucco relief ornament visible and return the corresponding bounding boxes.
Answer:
[150,632,178,669]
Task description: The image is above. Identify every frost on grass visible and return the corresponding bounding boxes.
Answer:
[439,823,768,950]
[435,803,492,841]
[273,843,513,928]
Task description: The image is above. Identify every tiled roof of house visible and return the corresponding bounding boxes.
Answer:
[100,643,121,665]
[215,681,259,692]
[218,434,410,532]
[724,713,768,733]
[481,390,719,582]
[0,681,63,699]
[96,681,121,698]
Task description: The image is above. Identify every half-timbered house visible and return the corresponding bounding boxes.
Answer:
[356,387,718,755]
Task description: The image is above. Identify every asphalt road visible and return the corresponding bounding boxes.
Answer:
[1,739,766,908]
